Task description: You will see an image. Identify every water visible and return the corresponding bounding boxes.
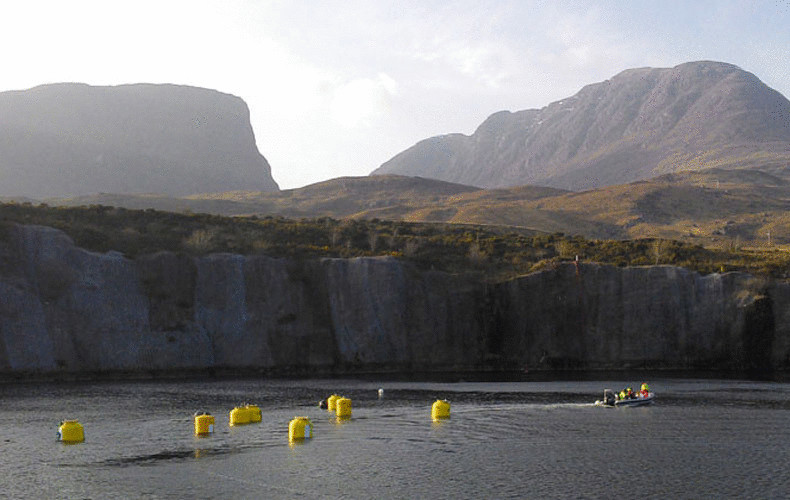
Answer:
[2,376,790,499]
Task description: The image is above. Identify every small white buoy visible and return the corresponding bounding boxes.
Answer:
[378,388,384,398]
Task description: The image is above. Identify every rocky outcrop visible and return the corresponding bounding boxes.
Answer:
[0,83,279,198]
[1,224,789,375]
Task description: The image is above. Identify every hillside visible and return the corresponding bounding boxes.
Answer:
[423,167,790,247]
[372,61,790,190]
[50,175,577,233]
[50,175,489,218]
[47,168,790,247]
[0,83,279,198]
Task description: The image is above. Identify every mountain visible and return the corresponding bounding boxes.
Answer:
[0,83,279,198]
[372,61,790,190]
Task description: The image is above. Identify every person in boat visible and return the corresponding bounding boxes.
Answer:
[619,389,626,400]
[626,387,635,399]
[640,382,650,398]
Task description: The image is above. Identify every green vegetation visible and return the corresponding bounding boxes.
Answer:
[2,202,790,282]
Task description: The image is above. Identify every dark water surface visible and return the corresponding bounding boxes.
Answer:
[2,377,789,499]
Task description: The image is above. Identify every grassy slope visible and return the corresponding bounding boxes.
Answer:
[50,168,790,248]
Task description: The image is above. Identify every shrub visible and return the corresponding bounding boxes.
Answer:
[2,202,789,282]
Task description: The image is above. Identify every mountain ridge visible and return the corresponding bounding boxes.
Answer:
[372,61,790,190]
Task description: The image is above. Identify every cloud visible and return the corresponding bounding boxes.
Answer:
[413,41,512,89]
[331,73,398,128]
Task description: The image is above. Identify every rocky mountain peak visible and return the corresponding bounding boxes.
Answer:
[373,61,790,190]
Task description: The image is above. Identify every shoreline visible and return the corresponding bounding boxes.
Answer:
[1,366,783,385]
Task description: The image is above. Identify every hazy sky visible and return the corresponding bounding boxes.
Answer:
[2,0,789,189]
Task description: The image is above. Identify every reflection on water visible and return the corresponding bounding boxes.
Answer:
[2,377,790,498]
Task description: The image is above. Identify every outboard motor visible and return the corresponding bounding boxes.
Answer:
[603,389,616,406]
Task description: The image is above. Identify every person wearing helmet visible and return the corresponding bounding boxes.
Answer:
[619,389,626,400]
[640,382,650,398]
[626,387,634,399]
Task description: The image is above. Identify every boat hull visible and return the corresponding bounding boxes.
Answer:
[614,392,654,407]
[595,391,655,407]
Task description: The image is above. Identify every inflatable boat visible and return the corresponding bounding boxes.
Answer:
[595,389,655,407]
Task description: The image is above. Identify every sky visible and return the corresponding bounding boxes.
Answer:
[2,0,789,190]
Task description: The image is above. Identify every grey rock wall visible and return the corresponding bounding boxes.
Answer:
[1,224,789,375]
[489,263,787,371]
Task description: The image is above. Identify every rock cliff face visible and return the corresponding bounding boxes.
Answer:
[1,224,789,375]
[489,264,786,371]
[0,83,279,198]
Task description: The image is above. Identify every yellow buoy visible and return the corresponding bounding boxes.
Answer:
[336,397,352,418]
[194,412,215,436]
[288,416,313,441]
[58,420,84,443]
[327,394,340,412]
[246,404,262,423]
[229,406,251,426]
[431,399,450,420]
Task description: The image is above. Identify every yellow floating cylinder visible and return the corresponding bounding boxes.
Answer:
[336,397,352,418]
[229,406,251,426]
[327,394,340,411]
[432,399,451,419]
[288,416,313,441]
[246,404,262,423]
[58,420,84,443]
[194,412,215,435]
